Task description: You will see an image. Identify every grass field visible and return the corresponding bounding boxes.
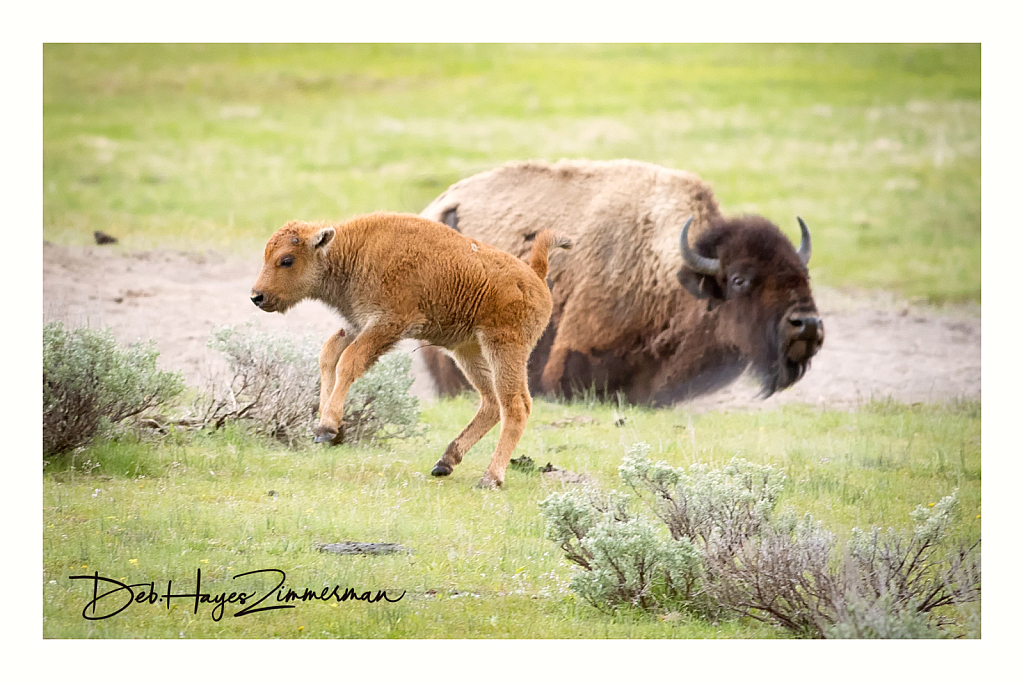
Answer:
[43,44,980,302]
[43,397,979,638]
[42,44,982,639]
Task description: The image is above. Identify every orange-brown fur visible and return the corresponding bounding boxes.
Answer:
[250,212,570,487]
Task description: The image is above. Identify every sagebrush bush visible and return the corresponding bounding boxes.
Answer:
[194,324,420,445]
[836,495,981,632]
[540,442,981,638]
[619,444,786,551]
[575,515,701,610]
[540,462,701,611]
[825,592,950,639]
[43,322,184,457]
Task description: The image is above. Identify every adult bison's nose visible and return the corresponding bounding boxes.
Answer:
[789,315,823,341]
[785,314,824,362]
[250,291,265,308]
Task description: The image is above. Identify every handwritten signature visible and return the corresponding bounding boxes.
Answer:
[68,568,405,621]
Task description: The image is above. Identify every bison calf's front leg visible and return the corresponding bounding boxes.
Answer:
[314,330,351,446]
[315,323,403,445]
[318,330,351,414]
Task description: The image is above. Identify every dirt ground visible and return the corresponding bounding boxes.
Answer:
[42,242,981,411]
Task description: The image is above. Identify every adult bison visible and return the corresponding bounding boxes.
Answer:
[419,159,824,405]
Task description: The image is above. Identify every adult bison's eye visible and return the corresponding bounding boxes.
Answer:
[280,255,294,268]
[729,273,753,296]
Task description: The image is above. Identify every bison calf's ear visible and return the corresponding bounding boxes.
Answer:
[310,226,336,251]
[677,268,723,305]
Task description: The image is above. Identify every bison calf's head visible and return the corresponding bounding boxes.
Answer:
[677,215,824,397]
[251,221,337,313]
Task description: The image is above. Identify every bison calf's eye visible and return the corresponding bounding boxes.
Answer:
[280,255,294,268]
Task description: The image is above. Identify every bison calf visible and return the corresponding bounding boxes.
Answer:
[250,212,570,488]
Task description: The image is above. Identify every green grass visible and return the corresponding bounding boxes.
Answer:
[43,397,980,638]
[43,44,980,302]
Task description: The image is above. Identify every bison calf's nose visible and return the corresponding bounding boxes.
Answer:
[250,292,264,308]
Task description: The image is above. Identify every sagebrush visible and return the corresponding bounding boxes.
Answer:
[540,443,981,638]
[42,322,184,457]
[193,324,420,445]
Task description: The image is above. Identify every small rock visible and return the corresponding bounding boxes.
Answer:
[316,541,411,556]
[93,230,118,245]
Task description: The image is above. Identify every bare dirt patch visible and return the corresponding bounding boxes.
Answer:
[43,243,980,410]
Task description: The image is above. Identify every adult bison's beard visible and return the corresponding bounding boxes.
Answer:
[751,317,812,398]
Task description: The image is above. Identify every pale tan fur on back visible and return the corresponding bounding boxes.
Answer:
[422,159,719,338]
[421,159,721,393]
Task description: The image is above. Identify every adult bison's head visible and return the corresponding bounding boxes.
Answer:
[250,221,336,314]
[676,215,824,396]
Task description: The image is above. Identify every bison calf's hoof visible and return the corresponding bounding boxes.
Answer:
[313,426,340,445]
[475,476,502,489]
[430,462,453,477]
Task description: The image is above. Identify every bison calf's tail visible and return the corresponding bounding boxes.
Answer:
[527,230,572,280]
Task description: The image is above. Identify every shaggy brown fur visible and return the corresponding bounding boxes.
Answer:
[250,212,570,487]
[420,159,823,404]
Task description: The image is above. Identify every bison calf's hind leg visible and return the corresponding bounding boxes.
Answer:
[431,346,500,477]
[476,343,533,488]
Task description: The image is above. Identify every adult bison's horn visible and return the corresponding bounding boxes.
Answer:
[796,216,812,266]
[679,216,720,275]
